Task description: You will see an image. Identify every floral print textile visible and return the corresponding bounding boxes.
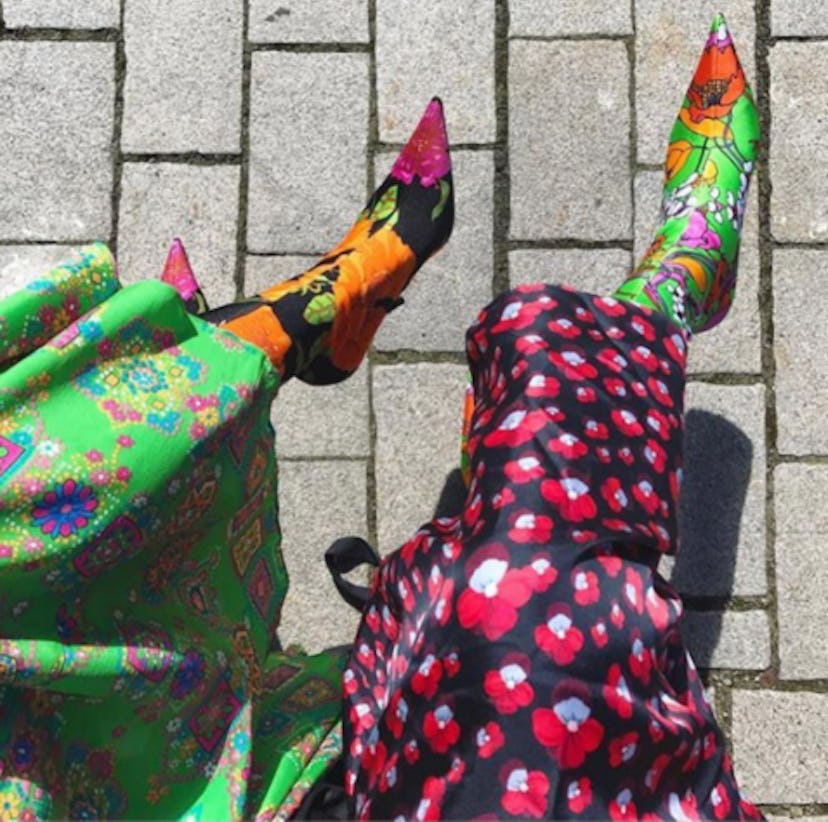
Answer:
[344,285,763,820]
[0,245,345,820]
[614,14,760,333]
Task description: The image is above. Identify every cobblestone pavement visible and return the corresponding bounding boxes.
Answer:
[1,0,826,812]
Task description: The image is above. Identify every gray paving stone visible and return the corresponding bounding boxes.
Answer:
[117,163,239,306]
[247,51,368,253]
[277,460,367,653]
[375,150,493,352]
[122,0,242,154]
[249,0,368,43]
[732,690,828,804]
[272,365,370,459]
[774,464,828,680]
[244,255,317,295]
[774,249,828,455]
[0,245,79,299]
[680,610,770,670]
[0,43,114,242]
[510,0,632,36]
[510,39,631,241]
[376,0,495,143]
[667,382,767,597]
[634,171,762,374]
[772,0,828,36]
[3,0,119,28]
[509,248,631,294]
[770,817,828,822]
[770,43,828,242]
[374,363,469,554]
[635,2,757,165]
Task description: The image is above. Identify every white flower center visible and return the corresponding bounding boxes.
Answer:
[547,612,572,638]
[506,768,529,792]
[500,410,526,430]
[553,696,590,726]
[469,558,508,596]
[515,513,536,529]
[502,302,521,320]
[501,663,527,689]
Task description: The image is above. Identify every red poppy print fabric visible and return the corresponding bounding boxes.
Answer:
[342,285,762,820]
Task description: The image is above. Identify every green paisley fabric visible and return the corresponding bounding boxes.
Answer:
[0,244,344,820]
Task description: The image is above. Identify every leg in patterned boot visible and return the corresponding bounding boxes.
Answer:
[204,97,454,384]
[613,13,760,333]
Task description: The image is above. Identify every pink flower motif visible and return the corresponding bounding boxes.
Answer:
[86,450,103,463]
[540,477,597,523]
[532,689,604,769]
[457,545,535,640]
[680,209,722,251]
[389,98,450,188]
[32,479,98,539]
[535,604,584,665]
[116,467,132,482]
[499,761,549,819]
[117,435,134,448]
[484,653,535,715]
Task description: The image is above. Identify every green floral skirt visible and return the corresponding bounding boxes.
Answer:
[0,245,344,820]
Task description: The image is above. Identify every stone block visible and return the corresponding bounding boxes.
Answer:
[508,248,631,294]
[373,363,469,554]
[376,0,495,143]
[770,43,828,241]
[272,364,370,459]
[117,163,239,307]
[3,0,119,28]
[680,610,770,670]
[0,43,114,242]
[635,2,756,165]
[121,0,242,154]
[249,0,368,43]
[122,0,242,154]
[510,39,631,241]
[277,460,367,652]
[772,1,828,37]
[247,51,368,253]
[374,150,493,352]
[774,249,828,454]
[732,690,828,804]
[667,382,767,597]
[0,245,79,299]
[774,464,828,679]
[633,171,762,374]
[510,0,632,36]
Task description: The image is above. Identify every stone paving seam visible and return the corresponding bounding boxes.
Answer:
[248,42,370,53]
[492,0,510,296]
[108,0,126,255]
[755,0,782,688]
[366,0,380,551]
[508,33,633,42]
[236,0,252,300]
[508,239,635,251]
[0,28,118,41]
[120,153,242,164]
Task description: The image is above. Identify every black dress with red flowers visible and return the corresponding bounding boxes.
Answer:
[343,284,763,821]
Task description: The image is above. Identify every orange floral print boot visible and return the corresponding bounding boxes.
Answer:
[206,97,454,383]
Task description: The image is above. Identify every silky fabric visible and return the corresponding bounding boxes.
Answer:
[0,246,344,820]
[344,284,763,820]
